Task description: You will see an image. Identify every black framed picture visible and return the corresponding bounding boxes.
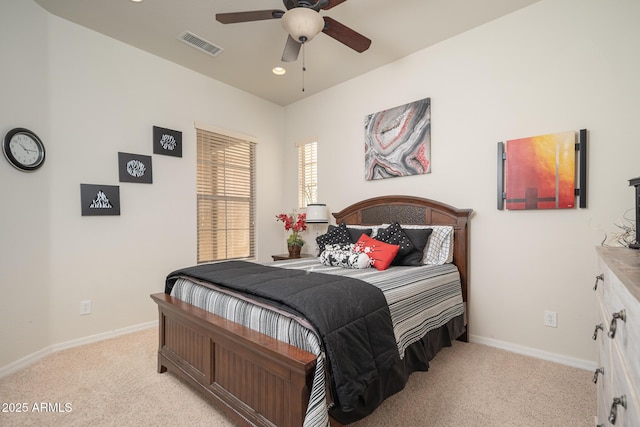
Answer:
[118,152,152,183]
[153,126,182,157]
[80,184,121,216]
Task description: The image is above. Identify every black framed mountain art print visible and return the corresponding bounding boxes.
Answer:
[80,184,120,216]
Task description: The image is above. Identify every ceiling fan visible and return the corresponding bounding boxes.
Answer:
[215,0,372,62]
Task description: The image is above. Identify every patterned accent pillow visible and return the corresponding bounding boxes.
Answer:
[354,234,400,271]
[375,222,415,265]
[319,244,372,269]
[423,226,454,265]
[316,222,352,255]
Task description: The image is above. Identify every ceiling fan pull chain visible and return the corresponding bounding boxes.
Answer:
[302,42,306,92]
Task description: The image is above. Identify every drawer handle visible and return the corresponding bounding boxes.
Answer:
[608,395,626,424]
[592,367,604,383]
[608,309,627,339]
[592,323,604,340]
[593,273,604,291]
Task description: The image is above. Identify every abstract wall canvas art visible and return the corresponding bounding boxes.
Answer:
[80,184,121,216]
[364,97,431,180]
[153,126,182,157]
[505,131,576,210]
[118,152,153,184]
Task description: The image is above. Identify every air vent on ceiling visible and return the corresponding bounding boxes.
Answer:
[178,31,224,57]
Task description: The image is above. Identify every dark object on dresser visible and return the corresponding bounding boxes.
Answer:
[630,176,640,249]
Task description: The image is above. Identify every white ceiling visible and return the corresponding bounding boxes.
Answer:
[33,0,541,106]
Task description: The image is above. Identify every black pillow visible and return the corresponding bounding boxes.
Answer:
[327,224,372,243]
[375,222,416,264]
[399,228,433,266]
[316,223,352,255]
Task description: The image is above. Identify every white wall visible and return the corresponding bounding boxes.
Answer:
[3,0,639,372]
[0,0,51,369]
[0,0,285,369]
[284,0,640,365]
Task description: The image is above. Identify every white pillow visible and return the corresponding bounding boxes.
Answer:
[382,224,454,265]
[319,243,372,269]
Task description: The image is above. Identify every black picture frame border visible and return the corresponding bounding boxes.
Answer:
[118,152,153,184]
[80,183,121,216]
[153,126,182,158]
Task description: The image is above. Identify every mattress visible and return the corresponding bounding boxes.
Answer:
[170,258,464,427]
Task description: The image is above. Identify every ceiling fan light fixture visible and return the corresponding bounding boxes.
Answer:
[281,8,324,43]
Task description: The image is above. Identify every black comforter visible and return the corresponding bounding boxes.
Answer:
[165,260,399,412]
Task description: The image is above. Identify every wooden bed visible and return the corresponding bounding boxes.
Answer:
[150,195,472,427]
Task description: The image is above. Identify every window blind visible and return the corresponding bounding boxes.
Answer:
[298,141,318,208]
[197,128,256,263]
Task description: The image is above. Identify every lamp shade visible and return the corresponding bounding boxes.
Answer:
[306,204,328,223]
[280,8,325,43]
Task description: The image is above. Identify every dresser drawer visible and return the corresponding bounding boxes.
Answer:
[596,301,613,426]
[606,272,640,392]
[608,349,640,426]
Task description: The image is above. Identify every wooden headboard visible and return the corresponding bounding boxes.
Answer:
[333,195,473,338]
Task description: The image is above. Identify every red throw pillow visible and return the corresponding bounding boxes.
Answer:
[354,234,400,271]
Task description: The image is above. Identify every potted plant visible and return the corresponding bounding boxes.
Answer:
[276,211,307,257]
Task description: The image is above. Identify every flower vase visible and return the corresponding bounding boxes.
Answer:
[287,244,301,258]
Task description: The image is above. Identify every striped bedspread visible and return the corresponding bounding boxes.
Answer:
[273,258,464,356]
[170,258,463,427]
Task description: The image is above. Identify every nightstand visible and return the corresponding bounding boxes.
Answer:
[271,253,314,261]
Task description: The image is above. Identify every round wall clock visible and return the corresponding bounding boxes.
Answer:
[3,128,46,171]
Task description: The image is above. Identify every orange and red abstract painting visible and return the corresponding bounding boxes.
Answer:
[505,131,576,210]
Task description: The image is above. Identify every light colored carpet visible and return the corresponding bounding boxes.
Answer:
[0,328,595,426]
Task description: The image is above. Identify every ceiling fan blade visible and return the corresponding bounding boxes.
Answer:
[322,0,348,10]
[216,10,284,24]
[322,17,371,53]
[281,35,301,62]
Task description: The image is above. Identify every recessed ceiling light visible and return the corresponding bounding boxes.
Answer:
[130,0,143,3]
[272,67,286,76]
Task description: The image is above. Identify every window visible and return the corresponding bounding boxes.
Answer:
[197,125,256,263]
[298,141,317,208]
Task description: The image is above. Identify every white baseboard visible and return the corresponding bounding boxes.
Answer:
[469,334,597,372]
[0,320,158,380]
[1,323,596,379]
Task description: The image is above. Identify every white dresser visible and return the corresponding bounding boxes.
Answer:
[594,247,640,426]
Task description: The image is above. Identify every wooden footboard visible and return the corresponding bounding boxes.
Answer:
[150,293,317,427]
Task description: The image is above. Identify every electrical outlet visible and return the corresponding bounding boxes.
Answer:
[544,310,557,328]
[80,300,92,315]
